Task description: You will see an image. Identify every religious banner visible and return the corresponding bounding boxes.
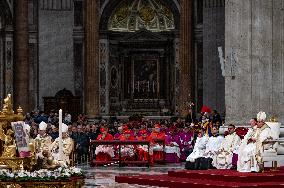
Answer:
[11,121,29,153]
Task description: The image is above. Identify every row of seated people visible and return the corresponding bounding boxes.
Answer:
[93,124,193,165]
[185,111,274,172]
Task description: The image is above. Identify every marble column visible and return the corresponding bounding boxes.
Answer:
[84,0,100,118]
[179,0,193,117]
[14,0,29,112]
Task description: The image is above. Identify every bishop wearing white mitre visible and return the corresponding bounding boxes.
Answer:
[34,121,52,159]
[250,111,272,172]
[49,123,74,165]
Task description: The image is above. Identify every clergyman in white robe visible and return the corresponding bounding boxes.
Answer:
[203,134,224,165]
[212,126,241,169]
[186,134,208,162]
[237,119,258,172]
[254,122,272,172]
[238,112,273,172]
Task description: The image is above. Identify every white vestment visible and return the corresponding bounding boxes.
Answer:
[203,135,224,166]
[120,145,135,157]
[95,145,115,157]
[237,127,258,172]
[254,125,272,172]
[186,136,208,162]
[213,132,241,169]
[165,142,181,158]
[49,137,74,165]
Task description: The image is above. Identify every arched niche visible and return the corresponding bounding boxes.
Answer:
[100,0,180,31]
[0,0,12,28]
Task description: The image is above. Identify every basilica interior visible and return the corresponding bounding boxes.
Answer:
[0,0,227,120]
[1,0,284,187]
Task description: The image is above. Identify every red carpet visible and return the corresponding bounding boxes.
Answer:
[115,167,284,187]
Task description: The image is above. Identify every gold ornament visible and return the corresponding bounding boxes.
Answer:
[139,6,155,23]
[0,127,16,158]
[115,5,129,22]
[269,116,277,122]
[0,94,33,172]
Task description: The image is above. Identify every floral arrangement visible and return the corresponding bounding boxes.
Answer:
[0,167,84,182]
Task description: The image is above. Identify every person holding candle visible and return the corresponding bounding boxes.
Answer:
[50,123,74,166]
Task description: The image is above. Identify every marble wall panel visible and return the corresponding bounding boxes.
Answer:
[38,5,74,110]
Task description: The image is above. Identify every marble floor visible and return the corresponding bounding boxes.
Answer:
[79,163,184,188]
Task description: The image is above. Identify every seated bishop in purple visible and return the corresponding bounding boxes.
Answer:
[164,126,181,163]
[178,126,194,161]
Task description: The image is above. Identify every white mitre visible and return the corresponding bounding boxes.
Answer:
[39,121,48,131]
[62,123,68,133]
[257,111,266,122]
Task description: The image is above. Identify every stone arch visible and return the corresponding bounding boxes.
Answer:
[0,0,13,27]
[100,0,180,31]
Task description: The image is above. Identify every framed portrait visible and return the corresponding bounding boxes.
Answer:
[11,121,29,153]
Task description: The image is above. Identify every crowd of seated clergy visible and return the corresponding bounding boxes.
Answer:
[185,111,274,173]
[23,108,275,171]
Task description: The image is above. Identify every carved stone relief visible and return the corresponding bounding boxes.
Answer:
[99,39,110,114]
[5,37,13,96]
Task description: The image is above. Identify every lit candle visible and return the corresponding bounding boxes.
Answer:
[58,109,63,161]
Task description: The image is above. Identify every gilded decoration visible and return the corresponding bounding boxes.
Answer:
[0,94,35,172]
[0,95,84,187]
[108,0,175,32]
[139,6,155,23]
